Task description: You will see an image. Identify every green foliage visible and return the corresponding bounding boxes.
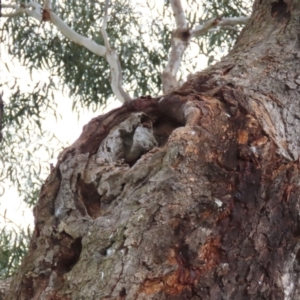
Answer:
[0,78,59,206]
[0,219,31,279]
[0,0,253,279]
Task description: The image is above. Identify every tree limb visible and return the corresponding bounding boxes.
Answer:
[191,16,249,37]
[50,12,106,57]
[2,1,132,102]
[170,0,187,29]
[162,1,250,94]
[162,0,190,94]
[2,2,43,20]
[100,0,132,102]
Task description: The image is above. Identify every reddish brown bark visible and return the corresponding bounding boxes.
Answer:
[3,0,300,299]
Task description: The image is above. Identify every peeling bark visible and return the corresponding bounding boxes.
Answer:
[4,0,300,299]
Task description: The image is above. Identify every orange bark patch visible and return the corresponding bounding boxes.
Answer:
[238,130,248,144]
[167,248,177,265]
[198,237,221,270]
[163,271,186,295]
[139,271,191,296]
[140,279,164,295]
[217,206,231,222]
[283,184,294,202]
[251,136,268,147]
[139,247,200,296]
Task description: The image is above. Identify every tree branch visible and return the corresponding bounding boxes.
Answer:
[2,1,131,102]
[2,2,106,55]
[191,16,249,37]
[162,1,250,95]
[170,0,187,29]
[162,0,190,94]
[49,12,106,57]
[100,0,132,102]
[2,2,43,19]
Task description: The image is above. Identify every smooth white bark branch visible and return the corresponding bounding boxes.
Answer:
[191,16,249,37]
[2,1,106,56]
[170,0,187,29]
[43,0,52,11]
[50,13,106,57]
[2,2,42,19]
[208,25,239,33]
[162,8,250,94]
[101,0,132,102]
[162,0,189,94]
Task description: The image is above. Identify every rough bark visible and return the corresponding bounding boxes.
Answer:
[4,0,300,299]
[0,93,3,144]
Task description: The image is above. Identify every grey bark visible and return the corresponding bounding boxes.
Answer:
[3,0,300,299]
[0,93,3,144]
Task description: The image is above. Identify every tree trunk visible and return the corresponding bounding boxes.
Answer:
[4,0,300,299]
[0,93,3,144]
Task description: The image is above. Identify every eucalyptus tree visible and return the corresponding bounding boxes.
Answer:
[11,1,300,299]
